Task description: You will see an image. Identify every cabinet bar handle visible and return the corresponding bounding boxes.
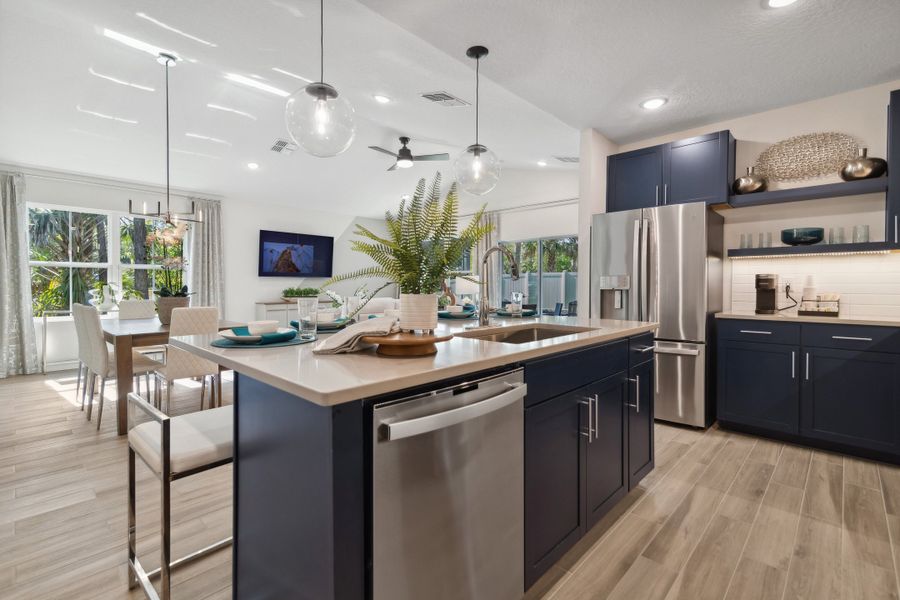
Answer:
[637,345,656,353]
[805,352,810,381]
[578,397,594,443]
[895,214,898,244]
[832,335,873,342]
[655,185,660,206]
[663,184,668,205]
[739,329,772,335]
[593,394,600,441]
[792,351,796,379]
[626,376,640,413]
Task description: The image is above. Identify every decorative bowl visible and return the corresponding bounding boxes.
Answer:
[781,227,825,246]
[247,320,279,335]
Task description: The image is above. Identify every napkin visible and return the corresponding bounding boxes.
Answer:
[313,316,399,354]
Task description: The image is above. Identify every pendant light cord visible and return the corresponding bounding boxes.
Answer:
[475,55,480,146]
[319,0,325,82]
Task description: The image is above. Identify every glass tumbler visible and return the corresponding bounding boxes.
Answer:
[296,297,318,339]
[853,225,870,243]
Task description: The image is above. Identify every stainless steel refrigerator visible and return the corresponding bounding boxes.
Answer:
[591,202,723,427]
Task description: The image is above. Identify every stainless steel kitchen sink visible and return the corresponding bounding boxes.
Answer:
[457,324,595,344]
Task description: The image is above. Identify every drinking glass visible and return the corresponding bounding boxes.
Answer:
[835,227,846,244]
[853,225,870,243]
[765,232,773,247]
[296,297,318,339]
[739,234,748,249]
[758,233,765,248]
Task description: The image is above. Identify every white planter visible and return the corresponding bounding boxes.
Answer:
[399,293,439,332]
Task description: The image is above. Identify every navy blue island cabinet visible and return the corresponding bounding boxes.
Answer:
[523,335,654,588]
[607,130,734,213]
[717,319,900,463]
[232,331,655,599]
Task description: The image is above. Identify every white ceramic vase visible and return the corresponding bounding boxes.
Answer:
[399,293,439,332]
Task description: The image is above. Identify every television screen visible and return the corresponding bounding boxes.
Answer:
[258,230,334,278]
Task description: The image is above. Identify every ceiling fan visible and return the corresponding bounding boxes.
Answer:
[368,136,449,171]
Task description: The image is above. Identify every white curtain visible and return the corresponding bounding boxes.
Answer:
[473,211,501,308]
[0,173,38,378]
[188,198,225,316]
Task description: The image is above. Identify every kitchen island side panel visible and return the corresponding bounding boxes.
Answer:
[234,374,365,600]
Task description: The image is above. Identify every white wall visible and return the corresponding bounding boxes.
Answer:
[499,203,578,241]
[611,79,900,313]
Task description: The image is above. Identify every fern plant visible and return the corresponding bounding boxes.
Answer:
[324,173,493,295]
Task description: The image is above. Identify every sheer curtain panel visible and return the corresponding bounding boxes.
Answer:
[0,173,38,378]
[188,198,225,316]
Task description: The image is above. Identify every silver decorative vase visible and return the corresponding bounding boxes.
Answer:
[840,147,887,181]
[732,166,767,195]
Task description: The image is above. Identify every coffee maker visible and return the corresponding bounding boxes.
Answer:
[755,274,778,314]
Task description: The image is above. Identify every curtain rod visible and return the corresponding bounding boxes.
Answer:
[0,163,222,201]
[461,197,578,218]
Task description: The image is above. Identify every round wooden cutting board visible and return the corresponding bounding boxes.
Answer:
[360,332,453,357]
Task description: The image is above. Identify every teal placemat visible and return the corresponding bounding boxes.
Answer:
[438,310,476,319]
[211,336,317,349]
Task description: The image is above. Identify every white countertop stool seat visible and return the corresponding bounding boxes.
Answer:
[126,394,233,600]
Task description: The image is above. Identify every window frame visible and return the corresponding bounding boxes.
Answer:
[498,233,578,310]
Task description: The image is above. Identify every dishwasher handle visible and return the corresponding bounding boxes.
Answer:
[383,382,527,441]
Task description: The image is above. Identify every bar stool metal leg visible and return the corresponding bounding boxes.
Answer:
[97,377,106,430]
[86,373,96,420]
[160,421,172,600]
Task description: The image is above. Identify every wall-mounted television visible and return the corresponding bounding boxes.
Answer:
[258,230,334,278]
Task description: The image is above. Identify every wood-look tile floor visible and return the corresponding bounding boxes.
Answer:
[3,371,900,599]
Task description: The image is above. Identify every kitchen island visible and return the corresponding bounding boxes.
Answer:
[170,316,657,599]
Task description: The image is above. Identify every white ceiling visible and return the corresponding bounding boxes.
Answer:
[0,0,579,216]
[361,0,900,144]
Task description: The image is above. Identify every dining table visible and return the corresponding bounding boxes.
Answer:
[101,317,243,435]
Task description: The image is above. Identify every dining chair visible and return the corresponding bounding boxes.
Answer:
[72,305,89,409]
[154,307,221,414]
[119,299,167,361]
[73,304,163,430]
[126,392,233,600]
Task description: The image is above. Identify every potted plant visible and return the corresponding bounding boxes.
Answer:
[324,173,492,332]
[281,287,321,303]
[151,224,191,325]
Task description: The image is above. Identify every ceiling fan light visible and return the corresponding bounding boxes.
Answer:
[396,157,413,169]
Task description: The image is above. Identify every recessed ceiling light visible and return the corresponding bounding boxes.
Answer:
[206,103,257,120]
[185,132,232,146]
[88,67,155,92]
[537,160,547,167]
[135,12,217,47]
[225,73,290,97]
[75,104,138,124]
[767,0,797,7]
[271,67,312,83]
[373,94,391,104]
[640,97,668,110]
[247,162,260,170]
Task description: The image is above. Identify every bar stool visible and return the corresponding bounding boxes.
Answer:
[126,392,233,600]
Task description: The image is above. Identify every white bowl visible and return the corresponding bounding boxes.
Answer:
[248,320,279,335]
[446,305,464,314]
[317,310,337,323]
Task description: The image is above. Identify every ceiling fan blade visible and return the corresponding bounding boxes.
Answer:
[368,146,398,157]
[412,153,450,161]
[387,162,398,171]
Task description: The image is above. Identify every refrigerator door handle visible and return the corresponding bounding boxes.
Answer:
[631,219,642,320]
[640,218,650,323]
[653,346,700,357]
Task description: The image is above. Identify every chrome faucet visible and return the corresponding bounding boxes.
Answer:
[478,245,520,327]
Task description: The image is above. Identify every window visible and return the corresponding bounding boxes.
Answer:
[28,205,186,316]
[500,236,578,313]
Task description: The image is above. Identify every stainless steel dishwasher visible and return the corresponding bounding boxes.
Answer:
[372,369,526,600]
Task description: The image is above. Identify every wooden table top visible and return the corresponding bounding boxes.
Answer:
[101,317,243,338]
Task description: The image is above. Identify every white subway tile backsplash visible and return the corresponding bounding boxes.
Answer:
[726,253,900,320]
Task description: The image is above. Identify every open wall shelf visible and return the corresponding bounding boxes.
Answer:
[727,177,888,208]
[728,241,897,259]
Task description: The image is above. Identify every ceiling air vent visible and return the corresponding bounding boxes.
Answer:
[270,138,298,154]
[420,91,470,107]
[553,156,580,164]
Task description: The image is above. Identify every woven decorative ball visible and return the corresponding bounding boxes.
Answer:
[755,132,858,181]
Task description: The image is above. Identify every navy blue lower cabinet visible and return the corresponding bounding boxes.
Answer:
[627,359,655,489]
[801,347,900,455]
[717,339,800,433]
[524,391,583,588]
[583,374,628,529]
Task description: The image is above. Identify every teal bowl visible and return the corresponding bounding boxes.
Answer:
[781,227,824,246]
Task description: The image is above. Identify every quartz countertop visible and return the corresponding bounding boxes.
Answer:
[169,316,657,406]
[716,312,900,327]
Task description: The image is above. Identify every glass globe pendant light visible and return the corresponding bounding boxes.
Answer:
[284,0,355,157]
[453,46,500,195]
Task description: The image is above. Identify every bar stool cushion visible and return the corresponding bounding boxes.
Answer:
[129,405,233,475]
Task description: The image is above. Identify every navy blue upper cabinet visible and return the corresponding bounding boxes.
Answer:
[888,89,899,245]
[717,338,799,434]
[801,347,900,455]
[607,146,664,213]
[583,374,628,529]
[664,131,735,206]
[606,130,734,213]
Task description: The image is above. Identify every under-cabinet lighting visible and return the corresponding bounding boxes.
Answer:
[731,250,893,259]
